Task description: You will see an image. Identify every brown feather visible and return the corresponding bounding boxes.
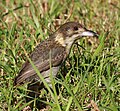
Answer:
[14,37,66,85]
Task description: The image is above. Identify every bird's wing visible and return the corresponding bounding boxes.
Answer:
[14,42,66,85]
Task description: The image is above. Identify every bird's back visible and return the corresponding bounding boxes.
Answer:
[14,37,66,86]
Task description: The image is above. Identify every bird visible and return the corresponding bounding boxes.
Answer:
[14,22,98,109]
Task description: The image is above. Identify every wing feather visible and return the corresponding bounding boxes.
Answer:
[14,39,66,85]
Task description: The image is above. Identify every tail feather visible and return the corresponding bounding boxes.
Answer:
[14,69,36,86]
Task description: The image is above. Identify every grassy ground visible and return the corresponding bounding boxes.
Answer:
[0,0,120,111]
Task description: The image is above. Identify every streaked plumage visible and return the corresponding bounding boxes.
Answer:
[14,22,98,109]
[14,39,66,85]
[14,22,97,85]
[14,22,98,86]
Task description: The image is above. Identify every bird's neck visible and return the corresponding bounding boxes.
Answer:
[54,33,66,47]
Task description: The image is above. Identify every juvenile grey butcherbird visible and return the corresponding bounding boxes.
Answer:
[14,22,98,86]
[14,22,98,108]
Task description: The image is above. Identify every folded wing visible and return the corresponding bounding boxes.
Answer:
[14,40,66,85]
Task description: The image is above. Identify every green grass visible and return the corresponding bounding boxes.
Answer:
[0,0,120,111]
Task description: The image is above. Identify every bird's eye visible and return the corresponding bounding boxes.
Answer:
[74,26,78,31]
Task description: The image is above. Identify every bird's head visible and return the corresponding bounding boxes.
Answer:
[54,22,98,50]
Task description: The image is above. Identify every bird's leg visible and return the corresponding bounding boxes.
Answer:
[26,80,46,110]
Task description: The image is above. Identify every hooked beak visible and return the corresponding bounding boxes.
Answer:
[80,29,99,37]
